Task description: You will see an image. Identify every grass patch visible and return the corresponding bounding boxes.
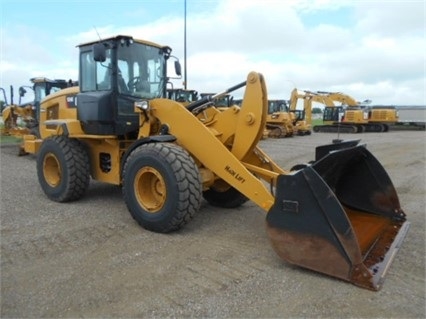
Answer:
[0,135,23,144]
[311,119,323,126]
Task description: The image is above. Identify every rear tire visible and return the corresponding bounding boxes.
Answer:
[37,136,90,202]
[122,143,202,233]
[203,181,248,208]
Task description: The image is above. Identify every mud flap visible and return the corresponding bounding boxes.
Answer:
[266,144,409,290]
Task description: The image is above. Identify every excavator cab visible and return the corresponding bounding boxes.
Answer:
[323,105,344,124]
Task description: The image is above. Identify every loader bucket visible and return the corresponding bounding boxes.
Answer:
[266,144,409,290]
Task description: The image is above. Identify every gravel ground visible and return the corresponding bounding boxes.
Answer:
[1,131,425,318]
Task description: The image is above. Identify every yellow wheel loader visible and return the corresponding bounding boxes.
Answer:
[23,35,409,291]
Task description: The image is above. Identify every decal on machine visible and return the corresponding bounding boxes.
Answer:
[66,95,77,108]
[224,165,246,183]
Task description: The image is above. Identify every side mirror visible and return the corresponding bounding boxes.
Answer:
[19,87,27,97]
[93,43,106,62]
[174,61,182,77]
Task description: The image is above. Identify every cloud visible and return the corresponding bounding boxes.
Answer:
[354,1,424,37]
[1,0,424,105]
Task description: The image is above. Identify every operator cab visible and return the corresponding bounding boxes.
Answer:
[290,109,305,122]
[18,77,74,122]
[199,93,234,108]
[76,35,180,136]
[268,100,288,114]
[167,88,198,103]
[323,106,344,122]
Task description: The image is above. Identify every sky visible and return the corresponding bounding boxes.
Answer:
[1,0,425,106]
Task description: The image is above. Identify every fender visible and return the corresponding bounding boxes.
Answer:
[120,134,177,174]
[41,119,85,137]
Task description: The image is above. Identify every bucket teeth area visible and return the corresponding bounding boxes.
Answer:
[266,144,409,290]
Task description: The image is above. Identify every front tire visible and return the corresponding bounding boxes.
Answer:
[122,143,202,233]
[37,136,90,202]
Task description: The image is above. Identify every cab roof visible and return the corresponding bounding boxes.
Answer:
[77,35,166,50]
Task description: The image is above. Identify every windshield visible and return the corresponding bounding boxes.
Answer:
[168,89,198,102]
[93,42,166,99]
[34,84,47,103]
[117,43,166,98]
[268,101,287,113]
[33,82,68,103]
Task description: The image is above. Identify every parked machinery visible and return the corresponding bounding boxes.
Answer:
[1,77,76,138]
[287,88,327,135]
[167,88,199,105]
[310,91,364,133]
[23,35,409,291]
[367,105,399,131]
[199,93,234,109]
[0,86,9,110]
[312,91,397,133]
[265,99,294,138]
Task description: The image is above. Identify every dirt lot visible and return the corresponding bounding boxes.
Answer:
[1,131,425,318]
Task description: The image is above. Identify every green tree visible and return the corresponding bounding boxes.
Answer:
[312,107,323,114]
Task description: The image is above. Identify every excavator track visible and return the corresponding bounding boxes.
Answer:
[313,123,390,133]
[313,124,358,134]
[363,123,387,132]
[266,124,292,138]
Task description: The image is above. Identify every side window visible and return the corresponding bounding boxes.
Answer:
[117,59,130,93]
[118,60,130,82]
[131,61,140,83]
[39,87,47,100]
[80,51,96,92]
[50,87,62,94]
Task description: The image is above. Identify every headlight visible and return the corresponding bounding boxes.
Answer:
[135,100,149,111]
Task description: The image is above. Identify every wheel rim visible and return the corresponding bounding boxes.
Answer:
[134,167,166,213]
[43,152,61,187]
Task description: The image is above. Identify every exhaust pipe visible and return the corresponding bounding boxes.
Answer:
[266,142,409,290]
